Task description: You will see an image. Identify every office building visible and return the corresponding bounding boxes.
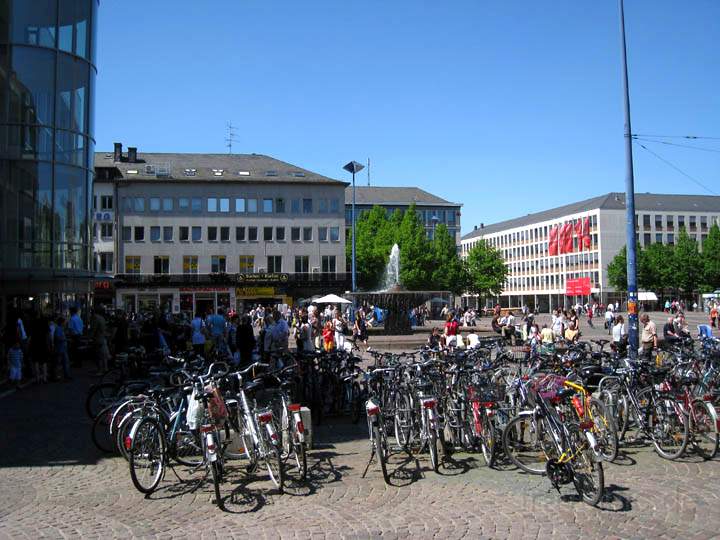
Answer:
[0,0,99,322]
[345,186,462,243]
[460,192,720,311]
[93,147,349,314]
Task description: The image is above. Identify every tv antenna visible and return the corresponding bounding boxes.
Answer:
[225,121,238,154]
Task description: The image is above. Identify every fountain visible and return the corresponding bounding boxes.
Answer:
[348,244,451,335]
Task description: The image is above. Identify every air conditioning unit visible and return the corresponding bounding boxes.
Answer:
[311,267,320,274]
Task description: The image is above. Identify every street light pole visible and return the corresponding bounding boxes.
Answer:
[619,0,639,357]
[343,161,365,292]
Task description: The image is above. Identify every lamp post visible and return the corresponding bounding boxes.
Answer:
[343,161,365,292]
[618,0,639,357]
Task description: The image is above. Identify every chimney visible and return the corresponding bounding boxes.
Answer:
[127,147,137,163]
[113,142,122,162]
[474,225,478,231]
[480,223,484,229]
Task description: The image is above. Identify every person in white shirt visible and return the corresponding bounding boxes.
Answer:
[612,315,627,355]
[466,332,480,348]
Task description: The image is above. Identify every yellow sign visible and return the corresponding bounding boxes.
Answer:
[236,287,275,298]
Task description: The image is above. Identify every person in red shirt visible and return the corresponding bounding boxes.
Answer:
[444,313,458,347]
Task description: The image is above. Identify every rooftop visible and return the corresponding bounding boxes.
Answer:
[462,192,720,240]
[345,186,460,207]
[94,150,347,186]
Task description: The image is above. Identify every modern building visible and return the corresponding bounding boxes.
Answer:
[93,147,350,315]
[460,192,720,311]
[0,0,99,322]
[345,186,462,243]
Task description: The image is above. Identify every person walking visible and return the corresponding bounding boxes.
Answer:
[207,308,227,356]
[54,316,72,381]
[333,311,346,351]
[640,313,658,361]
[29,314,50,383]
[89,307,110,375]
[190,311,206,357]
[68,306,83,367]
[710,304,718,329]
[236,315,256,367]
[7,339,23,389]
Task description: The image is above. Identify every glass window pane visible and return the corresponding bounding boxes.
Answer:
[134,197,144,212]
[247,198,257,212]
[191,198,201,212]
[235,198,245,212]
[192,226,201,241]
[163,198,173,211]
[207,198,217,212]
[9,47,55,125]
[56,54,89,133]
[263,198,273,213]
[220,198,229,212]
[150,226,160,241]
[8,0,57,46]
[149,197,160,211]
[53,164,88,246]
[179,197,189,210]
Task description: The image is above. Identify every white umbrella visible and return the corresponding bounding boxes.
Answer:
[313,293,352,304]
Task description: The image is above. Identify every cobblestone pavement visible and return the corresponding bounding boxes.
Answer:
[1,369,719,539]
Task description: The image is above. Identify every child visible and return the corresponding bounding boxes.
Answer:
[8,340,23,389]
[322,321,335,352]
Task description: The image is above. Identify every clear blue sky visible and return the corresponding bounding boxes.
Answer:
[95,0,720,234]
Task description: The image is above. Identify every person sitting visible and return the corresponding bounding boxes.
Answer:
[564,320,580,343]
[427,327,442,350]
[663,316,681,345]
[501,311,516,343]
[540,324,555,344]
[491,315,502,335]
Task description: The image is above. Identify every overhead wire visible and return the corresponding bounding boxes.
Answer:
[631,133,720,141]
[633,141,718,196]
[631,136,720,154]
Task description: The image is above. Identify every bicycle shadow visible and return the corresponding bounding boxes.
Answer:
[437,453,475,476]
[559,483,632,512]
[386,451,423,487]
[611,450,637,466]
[284,449,353,496]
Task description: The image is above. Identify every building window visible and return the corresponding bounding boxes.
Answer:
[667,215,674,228]
[263,198,273,213]
[248,227,258,242]
[191,198,202,213]
[150,197,161,211]
[219,198,230,212]
[247,198,258,213]
[239,255,254,273]
[192,226,202,242]
[125,256,141,274]
[319,199,328,214]
[330,198,339,213]
[100,195,113,210]
[211,255,226,273]
[295,255,309,273]
[330,227,340,242]
[134,198,145,212]
[303,227,312,241]
[122,197,133,211]
[322,255,336,273]
[667,233,675,245]
[162,198,173,212]
[208,226,218,242]
[236,227,245,242]
[643,233,651,245]
[303,198,313,214]
[678,215,685,229]
[276,227,285,241]
[276,198,286,213]
[150,226,161,242]
[163,226,173,242]
[264,226,273,241]
[701,216,708,230]
[642,214,650,229]
[153,256,169,274]
[655,215,663,229]
[179,198,189,211]
[179,226,189,242]
[208,198,217,212]
[235,198,245,213]
[100,223,113,239]
[447,210,456,224]
[655,233,663,243]
[183,256,198,274]
[689,216,697,230]
[220,227,230,242]
[291,199,301,213]
[99,252,113,272]
[134,226,145,242]
[122,226,131,242]
[267,255,282,273]
[318,227,328,242]
[291,227,301,241]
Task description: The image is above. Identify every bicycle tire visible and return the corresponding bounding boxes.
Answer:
[210,459,223,508]
[85,383,119,419]
[294,439,308,482]
[351,382,362,424]
[638,387,689,460]
[393,391,413,450]
[173,428,204,467]
[91,405,115,453]
[502,413,554,475]
[588,398,619,462]
[429,426,440,473]
[265,444,285,494]
[128,416,166,494]
[569,426,605,506]
[373,424,390,484]
[479,411,496,468]
[690,399,719,460]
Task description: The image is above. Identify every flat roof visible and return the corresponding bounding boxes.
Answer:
[345,186,460,207]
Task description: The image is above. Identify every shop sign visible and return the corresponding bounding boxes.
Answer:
[237,273,289,284]
[565,277,591,296]
[179,287,229,293]
[236,287,275,298]
[94,211,113,222]
[94,280,112,290]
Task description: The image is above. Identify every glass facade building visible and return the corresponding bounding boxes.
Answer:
[0,0,98,315]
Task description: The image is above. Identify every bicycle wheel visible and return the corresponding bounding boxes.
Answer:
[428,425,440,473]
[85,383,119,419]
[373,424,390,484]
[91,405,115,453]
[569,425,605,506]
[293,437,308,481]
[393,391,413,450]
[210,460,223,508]
[588,398,619,462]
[128,417,166,494]
[690,399,719,460]
[638,387,689,460]
[479,411,497,468]
[264,444,285,493]
[350,382,363,424]
[173,428,204,466]
[502,413,555,475]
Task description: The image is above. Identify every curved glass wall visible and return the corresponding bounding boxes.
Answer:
[0,0,98,279]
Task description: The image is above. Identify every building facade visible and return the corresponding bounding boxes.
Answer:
[93,147,350,315]
[345,186,462,243]
[0,0,99,321]
[461,193,720,311]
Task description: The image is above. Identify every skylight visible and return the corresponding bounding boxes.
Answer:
[126,169,138,175]
[237,171,250,176]
[265,170,278,177]
[292,172,306,178]
[212,169,224,176]
[184,168,197,176]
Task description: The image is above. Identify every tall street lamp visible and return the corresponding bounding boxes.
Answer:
[343,160,365,292]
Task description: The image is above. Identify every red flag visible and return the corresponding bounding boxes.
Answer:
[574,220,583,252]
[558,223,567,254]
[583,217,591,249]
[549,225,558,256]
[561,222,571,253]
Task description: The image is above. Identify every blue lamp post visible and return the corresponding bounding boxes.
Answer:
[344,161,365,292]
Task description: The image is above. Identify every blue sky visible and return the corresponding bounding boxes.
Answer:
[95,0,720,234]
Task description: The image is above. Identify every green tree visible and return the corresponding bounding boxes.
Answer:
[429,224,469,294]
[397,204,434,289]
[607,245,628,291]
[638,242,673,296]
[465,239,507,299]
[347,205,395,289]
[701,223,720,292]
[671,227,702,297]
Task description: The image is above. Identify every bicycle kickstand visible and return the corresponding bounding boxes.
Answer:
[360,449,376,479]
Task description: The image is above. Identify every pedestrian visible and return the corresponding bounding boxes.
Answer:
[236,315,256,367]
[7,339,23,389]
[444,313,459,348]
[605,308,614,334]
[427,327,442,349]
[29,314,50,383]
[333,311,346,351]
[89,306,110,375]
[322,321,335,352]
[710,304,718,329]
[191,311,206,357]
[587,304,594,327]
[228,314,239,365]
[611,315,627,354]
[354,309,368,349]
[640,313,657,361]
[68,306,83,367]
[114,311,129,355]
[54,316,72,380]
[564,320,580,343]
[207,308,227,355]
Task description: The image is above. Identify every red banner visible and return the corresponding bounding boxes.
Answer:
[574,220,583,252]
[549,225,559,256]
[566,277,591,296]
[583,216,591,249]
[561,222,573,254]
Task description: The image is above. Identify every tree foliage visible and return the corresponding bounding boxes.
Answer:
[430,224,469,295]
[701,223,720,292]
[465,239,507,298]
[607,245,628,291]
